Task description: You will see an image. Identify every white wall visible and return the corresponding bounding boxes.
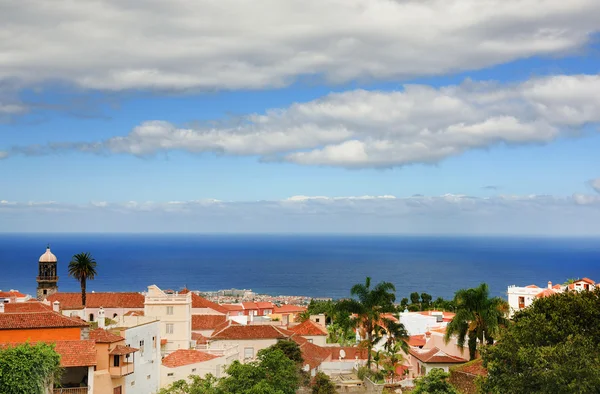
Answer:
[507,286,544,317]
[160,356,226,388]
[303,335,327,347]
[123,321,161,394]
[208,338,278,363]
[145,285,192,353]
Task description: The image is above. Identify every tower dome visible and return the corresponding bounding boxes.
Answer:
[39,246,57,263]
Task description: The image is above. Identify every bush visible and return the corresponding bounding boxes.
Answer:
[312,372,336,394]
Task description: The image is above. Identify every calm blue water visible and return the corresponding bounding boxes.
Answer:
[1,234,599,300]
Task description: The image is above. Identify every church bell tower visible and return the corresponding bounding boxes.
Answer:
[37,245,59,300]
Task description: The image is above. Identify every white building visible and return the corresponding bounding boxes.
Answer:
[507,278,596,317]
[161,349,228,387]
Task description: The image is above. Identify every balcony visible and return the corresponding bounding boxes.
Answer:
[37,276,59,282]
[53,388,88,394]
[109,362,134,377]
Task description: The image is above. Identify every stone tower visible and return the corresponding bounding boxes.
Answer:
[36,245,59,300]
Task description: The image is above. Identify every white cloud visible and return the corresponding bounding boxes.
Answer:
[1,193,599,234]
[590,178,600,194]
[0,0,599,92]
[4,73,599,168]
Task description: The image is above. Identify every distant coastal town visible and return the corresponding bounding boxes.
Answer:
[1,246,599,394]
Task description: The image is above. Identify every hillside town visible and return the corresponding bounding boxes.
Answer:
[1,246,598,394]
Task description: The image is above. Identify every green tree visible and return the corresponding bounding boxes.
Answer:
[0,343,62,394]
[380,341,405,383]
[312,372,336,394]
[68,252,97,307]
[412,368,459,394]
[270,340,303,364]
[337,277,401,368]
[444,283,508,360]
[421,293,432,309]
[480,289,600,393]
[158,375,222,394]
[400,298,409,310]
[410,291,421,307]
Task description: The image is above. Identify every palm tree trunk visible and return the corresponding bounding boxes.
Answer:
[367,332,373,368]
[81,277,87,307]
[468,331,477,360]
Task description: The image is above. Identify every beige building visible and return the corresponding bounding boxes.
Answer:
[89,329,138,394]
[288,319,328,347]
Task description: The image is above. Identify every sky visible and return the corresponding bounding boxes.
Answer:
[1,0,600,234]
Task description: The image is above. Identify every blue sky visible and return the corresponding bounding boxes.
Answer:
[1,0,600,234]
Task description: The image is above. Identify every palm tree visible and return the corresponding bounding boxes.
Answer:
[68,252,97,307]
[444,283,508,360]
[381,341,405,383]
[337,277,405,368]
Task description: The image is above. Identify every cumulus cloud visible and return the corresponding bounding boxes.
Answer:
[1,194,600,234]
[590,178,600,194]
[3,73,600,168]
[0,0,599,92]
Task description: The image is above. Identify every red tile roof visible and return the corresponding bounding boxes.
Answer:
[407,335,426,347]
[451,358,488,376]
[579,278,595,285]
[525,284,539,288]
[3,302,52,313]
[242,302,258,310]
[221,304,245,311]
[110,345,138,355]
[536,288,558,298]
[291,336,331,370]
[211,324,294,340]
[0,290,27,298]
[192,314,227,330]
[123,310,145,317]
[289,320,328,336]
[47,292,145,309]
[162,349,219,368]
[189,293,228,314]
[192,332,209,345]
[0,311,89,330]
[273,305,307,314]
[90,328,124,343]
[409,347,467,364]
[55,340,97,367]
[256,302,274,309]
[210,320,240,336]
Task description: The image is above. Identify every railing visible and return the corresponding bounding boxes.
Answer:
[109,362,134,377]
[37,276,59,282]
[53,387,88,394]
[145,295,189,303]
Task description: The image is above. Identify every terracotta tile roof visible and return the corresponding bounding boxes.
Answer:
[242,302,258,310]
[192,332,209,345]
[211,324,294,340]
[525,284,539,288]
[291,336,331,370]
[553,284,563,289]
[273,305,307,314]
[47,292,145,309]
[123,310,145,317]
[0,290,27,298]
[90,328,124,343]
[110,345,138,355]
[579,278,595,285]
[55,340,97,367]
[328,346,369,360]
[289,320,327,336]
[189,293,228,314]
[407,335,426,347]
[3,302,52,313]
[409,347,467,364]
[221,304,245,311]
[0,310,89,330]
[0,340,97,367]
[451,358,488,376]
[381,313,399,322]
[256,302,274,309]
[192,314,227,330]
[210,320,240,336]
[162,349,219,368]
[536,288,558,298]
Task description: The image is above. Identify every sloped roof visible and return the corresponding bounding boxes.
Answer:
[407,335,426,347]
[211,324,294,340]
[525,284,539,288]
[90,328,123,343]
[289,320,327,336]
[0,310,89,330]
[192,332,209,345]
[536,288,558,298]
[210,320,240,336]
[3,302,52,313]
[47,292,144,309]
[162,349,219,368]
[221,304,244,311]
[189,293,228,314]
[578,278,595,285]
[273,305,307,314]
[291,336,331,370]
[192,314,227,330]
[0,290,27,298]
[55,340,97,367]
[409,347,467,364]
[242,302,258,310]
[110,345,138,355]
[123,310,145,317]
[256,302,274,309]
[451,358,488,376]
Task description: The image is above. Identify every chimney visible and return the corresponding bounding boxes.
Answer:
[548,281,552,289]
[98,307,106,329]
[425,331,431,342]
[53,301,60,313]
[0,303,4,313]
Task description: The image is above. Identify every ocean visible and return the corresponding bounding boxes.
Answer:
[1,234,599,300]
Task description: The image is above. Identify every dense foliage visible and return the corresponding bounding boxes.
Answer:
[480,289,600,393]
[444,283,508,360]
[400,293,455,312]
[412,368,459,394]
[68,252,97,306]
[312,372,336,394]
[337,277,408,368]
[303,299,356,345]
[0,343,62,394]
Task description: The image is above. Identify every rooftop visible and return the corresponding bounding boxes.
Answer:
[2,301,52,313]
[180,290,228,314]
[211,324,294,340]
[90,328,124,343]
[47,292,145,309]
[273,305,307,314]
[289,320,328,336]
[0,310,89,330]
[409,347,467,364]
[192,314,227,330]
[162,349,220,368]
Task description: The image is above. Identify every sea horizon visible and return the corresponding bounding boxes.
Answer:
[2,233,599,301]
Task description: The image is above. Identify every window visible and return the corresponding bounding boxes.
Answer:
[192,368,196,372]
[315,318,320,323]
[167,373,174,377]
[166,323,174,334]
[131,381,135,386]
[113,355,120,367]
[147,375,151,380]
[113,313,118,319]
[244,347,254,360]
[89,314,94,322]
[43,289,47,295]
[139,340,145,356]
[152,336,156,348]
[167,306,174,315]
